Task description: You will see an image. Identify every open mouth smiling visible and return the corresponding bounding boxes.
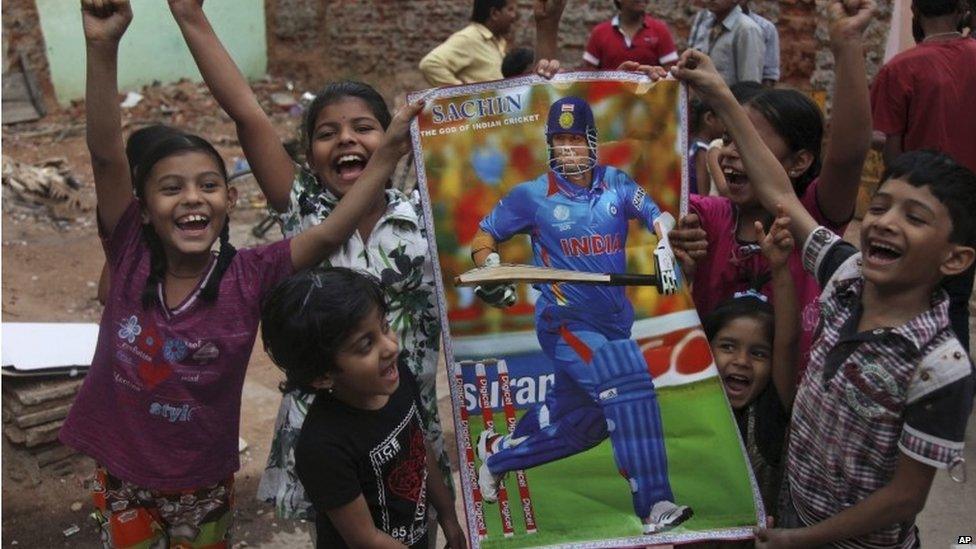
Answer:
[334,153,367,182]
[723,372,751,396]
[175,213,210,232]
[722,166,748,190]
[865,238,903,266]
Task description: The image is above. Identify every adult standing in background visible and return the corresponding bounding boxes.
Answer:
[871,0,976,355]
[688,0,766,85]
[419,0,519,86]
[582,0,679,70]
[739,0,780,86]
[871,0,976,173]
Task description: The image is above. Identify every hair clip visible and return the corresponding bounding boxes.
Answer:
[732,289,768,302]
[300,272,325,311]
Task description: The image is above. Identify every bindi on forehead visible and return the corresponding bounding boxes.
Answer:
[316,107,379,129]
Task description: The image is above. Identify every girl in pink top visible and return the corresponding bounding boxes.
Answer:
[60,2,422,546]
[666,9,873,376]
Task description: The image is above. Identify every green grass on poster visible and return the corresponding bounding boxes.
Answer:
[467,377,757,548]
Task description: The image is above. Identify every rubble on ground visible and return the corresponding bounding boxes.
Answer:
[1,155,92,220]
[1,76,307,224]
[2,378,86,482]
[2,75,303,153]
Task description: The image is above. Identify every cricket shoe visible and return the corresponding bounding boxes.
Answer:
[642,501,693,534]
[476,429,506,503]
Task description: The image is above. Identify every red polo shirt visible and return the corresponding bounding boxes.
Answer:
[583,14,678,70]
[871,38,976,173]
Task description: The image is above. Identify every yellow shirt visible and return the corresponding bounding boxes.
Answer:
[419,23,507,86]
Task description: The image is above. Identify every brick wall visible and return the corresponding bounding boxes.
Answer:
[4,0,893,109]
[264,0,892,97]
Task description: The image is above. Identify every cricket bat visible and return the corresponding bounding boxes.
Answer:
[455,264,663,288]
[455,213,682,295]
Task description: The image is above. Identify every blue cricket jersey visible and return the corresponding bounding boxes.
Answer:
[480,165,662,316]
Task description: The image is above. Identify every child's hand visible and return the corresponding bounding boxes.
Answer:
[669,50,730,104]
[535,59,560,79]
[827,0,876,46]
[441,518,468,548]
[81,0,132,44]
[668,213,708,279]
[380,100,425,157]
[754,526,799,548]
[167,0,204,19]
[617,61,670,81]
[756,206,794,270]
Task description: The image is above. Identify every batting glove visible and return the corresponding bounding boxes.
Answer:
[474,252,517,308]
[653,213,681,295]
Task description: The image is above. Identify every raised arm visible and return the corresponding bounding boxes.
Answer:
[815,0,876,223]
[288,101,422,270]
[82,0,134,234]
[756,211,798,408]
[168,0,295,212]
[671,50,819,245]
[534,0,566,64]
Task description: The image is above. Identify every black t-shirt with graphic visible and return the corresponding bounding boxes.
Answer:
[295,366,429,548]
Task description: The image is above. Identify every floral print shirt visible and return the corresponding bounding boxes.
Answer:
[257,168,447,520]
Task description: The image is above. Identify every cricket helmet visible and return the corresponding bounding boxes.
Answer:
[545,96,598,176]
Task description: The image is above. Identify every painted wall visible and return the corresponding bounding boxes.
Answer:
[36,0,266,104]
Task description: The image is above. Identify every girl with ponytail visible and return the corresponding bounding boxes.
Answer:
[60,2,422,547]
[665,0,874,379]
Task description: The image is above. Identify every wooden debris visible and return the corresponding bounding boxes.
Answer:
[4,419,64,448]
[2,378,83,471]
[2,378,84,407]
[1,51,46,125]
[3,400,72,429]
[32,443,77,467]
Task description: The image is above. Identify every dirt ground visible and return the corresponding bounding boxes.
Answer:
[2,81,974,548]
[0,79,465,548]
[1,83,308,547]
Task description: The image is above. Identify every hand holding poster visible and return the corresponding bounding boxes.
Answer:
[409,72,763,547]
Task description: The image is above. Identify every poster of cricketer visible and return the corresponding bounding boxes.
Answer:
[409,73,761,548]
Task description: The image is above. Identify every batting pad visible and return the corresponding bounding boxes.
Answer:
[593,340,674,518]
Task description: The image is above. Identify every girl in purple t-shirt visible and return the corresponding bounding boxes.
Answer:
[60,3,422,547]
[663,12,873,376]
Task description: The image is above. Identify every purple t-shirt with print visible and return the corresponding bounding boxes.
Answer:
[689,178,846,378]
[60,200,292,491]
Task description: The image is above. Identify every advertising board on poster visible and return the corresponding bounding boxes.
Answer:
[409,72,763,548]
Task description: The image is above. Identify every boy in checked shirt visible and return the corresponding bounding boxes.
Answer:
[670,44,975,547]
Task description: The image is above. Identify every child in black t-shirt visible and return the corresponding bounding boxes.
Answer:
[261,267,466,548]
